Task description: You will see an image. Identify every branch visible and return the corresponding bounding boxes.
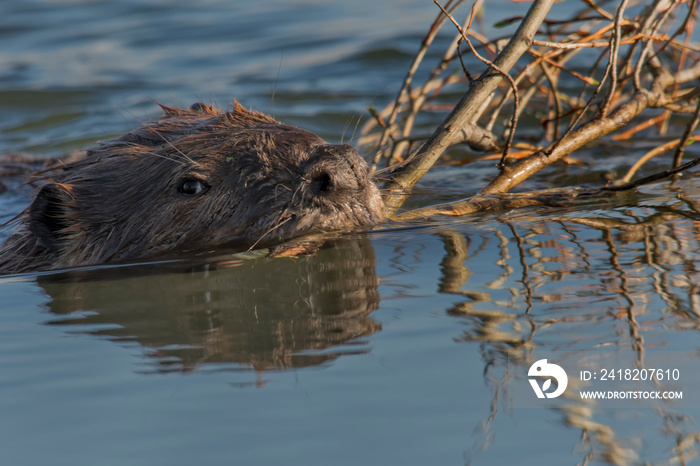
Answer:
[393,157,700,221]
[381,0,556,217]
[480,62,700,195]
[392,189,597,221]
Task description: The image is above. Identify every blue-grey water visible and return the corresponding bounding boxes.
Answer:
[2,1,700,465]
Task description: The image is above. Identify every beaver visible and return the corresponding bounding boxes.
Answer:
[0,101,384,274]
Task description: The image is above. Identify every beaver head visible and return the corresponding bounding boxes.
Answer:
[0,102,384,273]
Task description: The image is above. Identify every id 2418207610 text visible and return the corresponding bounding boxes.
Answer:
[580,369,680,382]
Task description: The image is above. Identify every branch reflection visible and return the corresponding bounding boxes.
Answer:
[438,204,700,465]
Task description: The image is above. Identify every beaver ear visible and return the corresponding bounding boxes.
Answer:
[28,183,76,250]
[190,102,214,113]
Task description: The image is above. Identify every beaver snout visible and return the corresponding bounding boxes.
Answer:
[303,144,368,197]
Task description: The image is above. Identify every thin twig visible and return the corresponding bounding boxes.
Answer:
[620,138,687,183]
[371,0,466,169]
[600,0,629,118]
[435,1,520,170]
[673,99,700,168]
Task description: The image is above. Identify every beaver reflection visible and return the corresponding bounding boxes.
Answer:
[39,237,380,372]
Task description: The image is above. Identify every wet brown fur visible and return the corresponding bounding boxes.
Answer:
[0,102,384,273]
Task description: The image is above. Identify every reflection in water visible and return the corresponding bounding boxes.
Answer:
[38,237,380,374]
[434,197,700,465]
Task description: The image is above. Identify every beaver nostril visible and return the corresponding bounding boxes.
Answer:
[311,171,333,193]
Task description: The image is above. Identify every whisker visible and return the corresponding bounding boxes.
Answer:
[291,182,306,204]
[371,155,427,179]
[110,103,150,128]
[340,117,353,145]
[124,142,188,166]
[247,210,294,251]
[142,150,189,166]
[109,102,202,166]
[149,128,200,166]
[273,183,292,202]
[348,110,366,146]
[269,51,284,116]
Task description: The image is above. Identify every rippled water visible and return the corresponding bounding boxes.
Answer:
[2,1,700,465]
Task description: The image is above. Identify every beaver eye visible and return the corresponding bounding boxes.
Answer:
[179,179,209,196]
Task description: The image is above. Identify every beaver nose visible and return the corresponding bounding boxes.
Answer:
[304,144,367,196]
